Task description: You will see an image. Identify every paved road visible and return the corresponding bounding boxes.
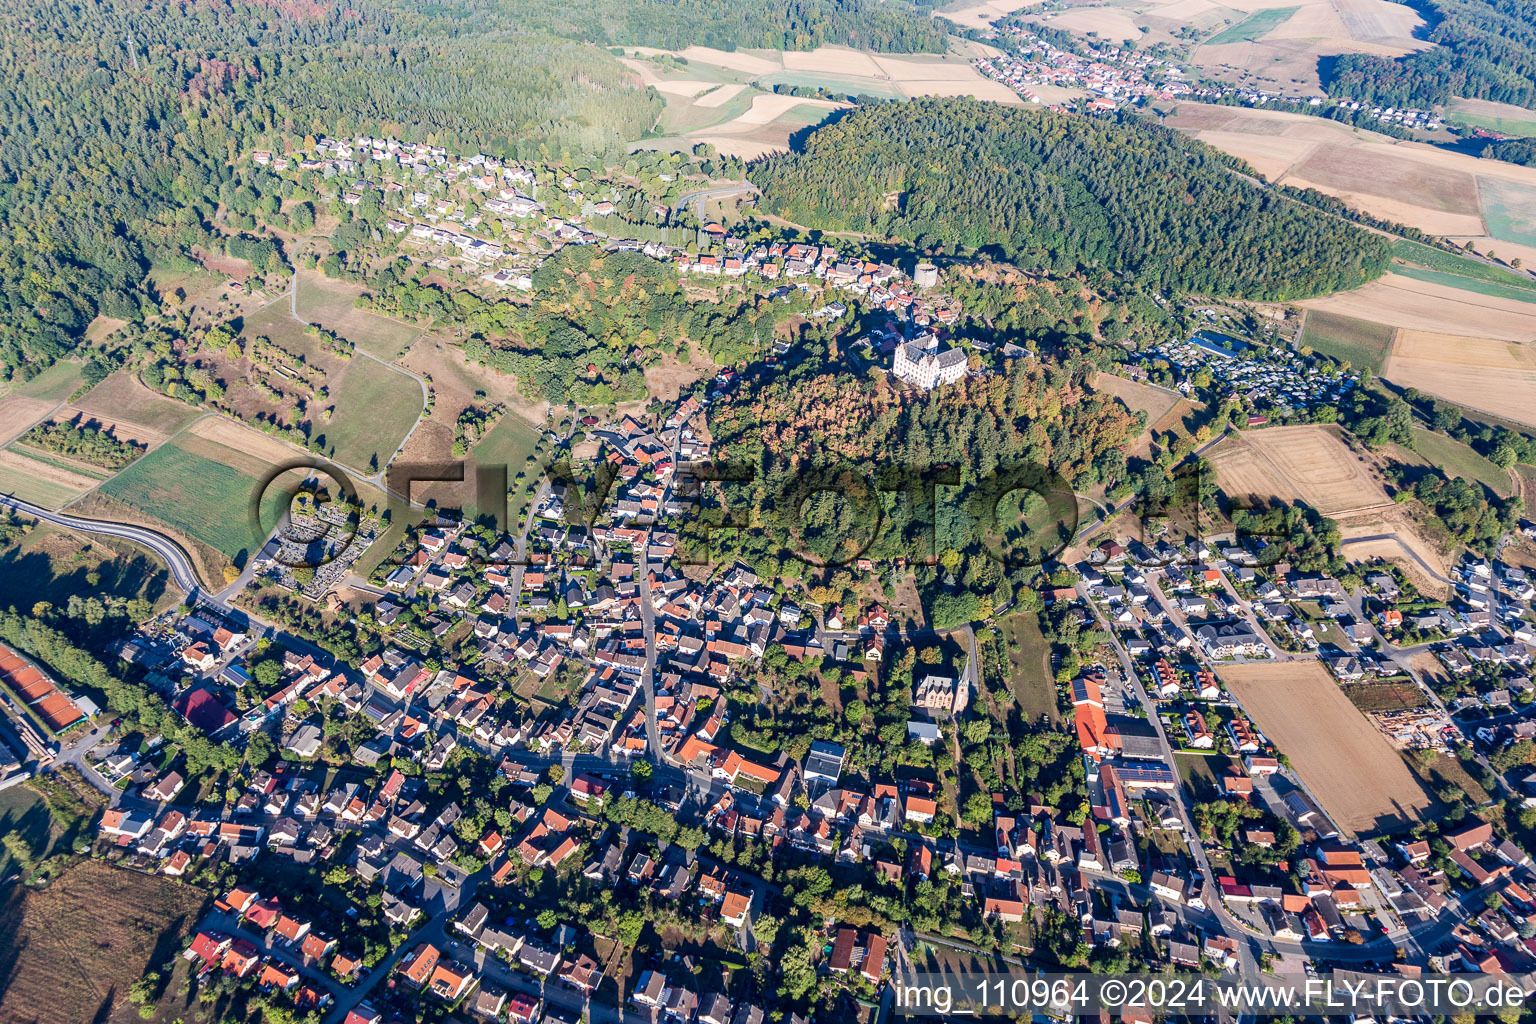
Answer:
[672,182,759,216]
[1339,534,1455,586]
[0,493,205,597]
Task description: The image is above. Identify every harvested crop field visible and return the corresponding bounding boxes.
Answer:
[1299,273,1536,344]
[729,93,844,126]
[186,414,305,466]
[1382,330,1536,429]
[1220,660,1436,835]
[694,82,747,108]
[0,397,55,446]
[1041,8,1144,42]
[0,449,99,508]
[1289,144,1481,217]
[1150,0,1428,90]
[1168,104,1536,236]
[1208,424,1390,516]
[0,860,207,1024]
[940,0,1042,31]
[1299,310,1396,373]
[631,46,1021,156]
[68,370,202,438]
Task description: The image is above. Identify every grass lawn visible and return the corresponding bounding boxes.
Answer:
[1391,239,1536,297]
[295,271,421,360]
[1207,6,1298,44]
[1408,427,1514,496]
[73,370,204,436]
[7,360,85,402]
[1299,310,1395,373]
[1175,751,1239,801]
[1477,176,1536,249]
[1448,106,1536,139]
[240,303,328,360]
[998,611,1059,724]
[470,413,544,526]
[99,436,287,562]
[0,787,49,876]
[147,261,220,303]
[319,358,423,473]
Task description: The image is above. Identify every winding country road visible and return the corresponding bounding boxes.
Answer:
[1339,533,1455,586]
[0,492,207,598]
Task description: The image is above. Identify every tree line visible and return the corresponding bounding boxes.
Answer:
[753,98,1391,301]
[1321,0,1536,109]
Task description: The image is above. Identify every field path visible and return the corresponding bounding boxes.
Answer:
[282,274,432,494]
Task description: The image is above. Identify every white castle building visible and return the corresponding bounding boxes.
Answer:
[892,332,967,390]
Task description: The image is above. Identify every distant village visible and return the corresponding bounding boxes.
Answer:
[971,23,1444,133]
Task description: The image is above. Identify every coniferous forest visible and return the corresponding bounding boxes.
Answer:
[753,98,1392,300]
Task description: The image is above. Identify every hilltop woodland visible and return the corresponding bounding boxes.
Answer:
[8,0,915,385]
[1322,0,1536,108]
[702,337,1140,626]
[753,98,1392,301]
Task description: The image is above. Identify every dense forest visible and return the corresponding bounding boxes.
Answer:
[0,0,673,386]
[753,99,1391,300]
[529,0,947,53]
[703,350,1139,596]
[1321,0,1536,108]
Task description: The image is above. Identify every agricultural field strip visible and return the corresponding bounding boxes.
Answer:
[1221,661,1436,835]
